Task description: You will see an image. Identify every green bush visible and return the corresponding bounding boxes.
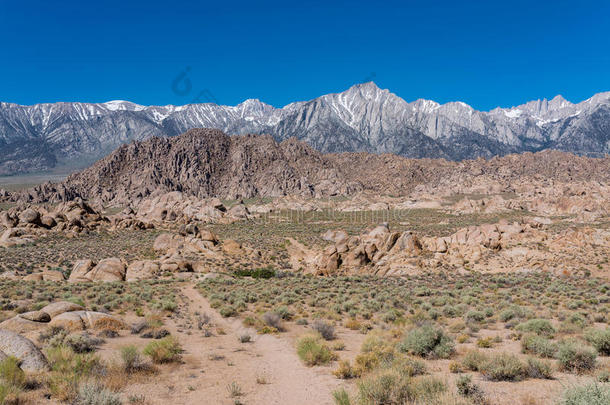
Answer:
[332,388,351,405]
[296,334,336,366]
[521,334,558,358]
[398,324,454,359]
[0,356,25,388]
[120,345,146,372]
[143,336,182,364]
[561,383,610,405]
[234,267,276,279]
[479,352,525,381]
[557,341,597,374]
[526,357,554,379]
[461,350,489,372]
[516,319,556,337]
[585,328,610,356]
[465,310,486,323]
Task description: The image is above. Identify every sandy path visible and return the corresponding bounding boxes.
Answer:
[118,283,343,405]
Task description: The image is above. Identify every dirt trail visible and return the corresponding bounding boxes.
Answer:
[120,283,344,405]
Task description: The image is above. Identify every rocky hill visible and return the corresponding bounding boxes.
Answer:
[10,129,610,204]
[2,83,609,175]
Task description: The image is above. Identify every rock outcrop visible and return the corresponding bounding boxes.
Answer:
[0,329,49,372]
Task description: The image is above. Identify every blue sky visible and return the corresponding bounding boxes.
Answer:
[2,0,609,110]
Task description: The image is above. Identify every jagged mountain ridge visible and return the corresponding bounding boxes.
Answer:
[12,129,610,204]
[1,82,609,175]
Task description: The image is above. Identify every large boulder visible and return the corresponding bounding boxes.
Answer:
[126,260,160,281]
[69,259,96,282]
[49,311,125,331]
[86,258,126,281]
[40,301,84,318]
[0,211,18,228]
[18,208,41,225]
[153,233,185,252]
[19,311,51,323]
[0,316,45,334]
[69,258,126,282]
[0,329,49,372]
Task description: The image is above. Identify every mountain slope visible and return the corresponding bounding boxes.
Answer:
[13,129,610,204]
[1,83,609,175]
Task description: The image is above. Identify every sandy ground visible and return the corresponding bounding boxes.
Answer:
[98,285,347,405]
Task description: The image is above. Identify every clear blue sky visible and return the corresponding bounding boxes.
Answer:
[2,0,610,110]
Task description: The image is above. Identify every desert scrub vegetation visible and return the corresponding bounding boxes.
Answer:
[585,327,610,356]
[0,279,179,316]
[143,336,183,364]
[297,334,337,366]
[520,334,558,358]
[557,341,597,374]
[196,272,610,337]
[398,324,454,359]
[560,382,610,405]
[0,356,25,403]
[209,207,532,256]
[0,229,160,274]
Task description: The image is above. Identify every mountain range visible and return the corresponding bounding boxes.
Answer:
[1,82,609,175]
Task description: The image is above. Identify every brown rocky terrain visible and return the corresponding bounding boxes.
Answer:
[4,128,609,205]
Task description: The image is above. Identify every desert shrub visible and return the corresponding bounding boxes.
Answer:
[46,346,105,401]
[499,306,527,322]
[526,357,554,379]
[76,382,121,405]
[465,310,486,323]
[0,383,21,405]
[461,350,489,372]
[456,374,485,402]
[234,267,275,279]
[357,370,447,405]
[398,324,454,359]
[560,383,610,405]
[333,388,351,405]
[0,356,25,388]
[262,312,282,330]
[219,306,236,317]
[64,333,104,353]
[557,341,597,374]
[391,355,427,377]
[476,337,494,348]
[516,319,556,337]
[143,336,182,364]
[275,306,293,321]
[521,334,558,358]
[449,361,463,373]
[333,360,355,379]
[312,320,335,340]
[479,353,525,381]
[585,328,610,356]
[296,334,336,366]
[39,325,68,344]
[120,345,147,372]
